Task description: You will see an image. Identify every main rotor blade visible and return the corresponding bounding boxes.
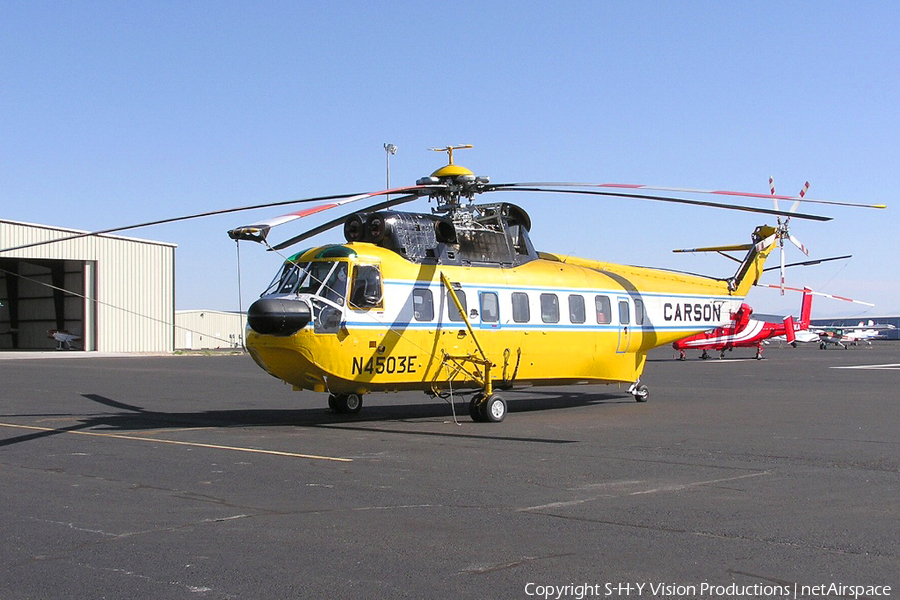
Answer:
[673,244,753,253]
[761,255,852,272]
[270,193,422,251]
[490,182,886,210]
[228,184,444,243]
[756,283,874,306]
[1,184,443,254]
[0,191,360,254]
[488,186,832,221]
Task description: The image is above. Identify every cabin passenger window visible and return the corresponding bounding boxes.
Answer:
[446,290,467,322]
[568,295,585,324]
[412,289,434,321]
[512,292,530,323]
[618,300,630,325]
[349,264,383,309]
[634,299,644,325]
[480,292,499,322]
[595,295,611,324]
[540,293,559,323]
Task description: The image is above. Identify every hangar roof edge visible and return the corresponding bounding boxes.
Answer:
[0,218,178,249]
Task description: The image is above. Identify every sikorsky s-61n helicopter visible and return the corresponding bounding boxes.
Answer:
[223,145,884,422]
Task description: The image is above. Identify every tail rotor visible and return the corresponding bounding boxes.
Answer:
[769,177,811,295]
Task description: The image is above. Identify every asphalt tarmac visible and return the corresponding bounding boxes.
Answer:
[1,343,897,599]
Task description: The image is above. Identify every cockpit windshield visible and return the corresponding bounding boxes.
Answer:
[263,261,348,306]
[264,262,305,295]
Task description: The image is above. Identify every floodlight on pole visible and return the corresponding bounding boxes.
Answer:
[384,143,397,189]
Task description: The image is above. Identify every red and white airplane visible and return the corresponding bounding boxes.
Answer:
[673,288,813,360]
[673,284,875,359]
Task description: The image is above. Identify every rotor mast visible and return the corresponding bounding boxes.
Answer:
[417,144,490,213]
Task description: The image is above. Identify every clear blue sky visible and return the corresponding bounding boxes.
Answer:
[2,1,898,317]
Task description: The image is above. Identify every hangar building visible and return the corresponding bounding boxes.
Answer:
[175,310,246,350]
[1,219,176,352]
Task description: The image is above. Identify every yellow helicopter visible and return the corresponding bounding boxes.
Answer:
[226,145,879,422]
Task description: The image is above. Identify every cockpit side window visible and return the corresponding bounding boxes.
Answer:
[321,263,348,306]
[349,264,383,309]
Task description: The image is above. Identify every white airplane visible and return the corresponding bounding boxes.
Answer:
[48,329,81,350]
[814,321,897,349]
[770,329,820,345]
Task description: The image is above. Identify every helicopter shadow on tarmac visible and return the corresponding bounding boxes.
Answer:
[0,389,631,449]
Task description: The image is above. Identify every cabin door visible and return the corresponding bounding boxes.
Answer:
[616,296,631,353]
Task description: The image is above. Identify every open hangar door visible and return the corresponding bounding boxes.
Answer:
[0,258,96,351]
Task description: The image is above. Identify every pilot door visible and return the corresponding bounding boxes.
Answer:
[312,261,350,334]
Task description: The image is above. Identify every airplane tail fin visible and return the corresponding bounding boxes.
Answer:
[783,315,797,344]
[800,287,813,329]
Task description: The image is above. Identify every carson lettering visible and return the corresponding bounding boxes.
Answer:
[663,302,721,322]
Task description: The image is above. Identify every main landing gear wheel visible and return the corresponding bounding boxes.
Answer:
[469,393,507,423]
[485,395,507,423]
[469,394,486,422]
[329,393,363,414]
[632,384,649,403]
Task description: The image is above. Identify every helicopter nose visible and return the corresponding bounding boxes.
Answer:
[247,298,311,336]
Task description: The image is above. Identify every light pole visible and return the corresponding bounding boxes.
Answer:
[384,143,397,190]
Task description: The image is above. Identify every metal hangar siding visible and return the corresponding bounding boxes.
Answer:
[0,219,176,353]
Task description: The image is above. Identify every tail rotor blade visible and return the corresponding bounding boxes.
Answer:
[770,176,779,212]
[780,243,787,295]
[788,181,810,215]
[754,233,778,252]
[788,233,809,256]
